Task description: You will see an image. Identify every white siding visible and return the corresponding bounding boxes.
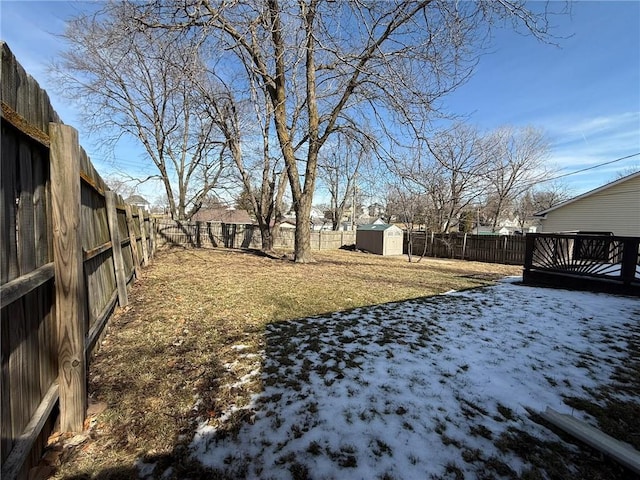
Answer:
[356,225,404,255]
[540,175,640,236]
[382,227,403,256]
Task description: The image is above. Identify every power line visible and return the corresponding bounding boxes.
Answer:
[512,152,640,197]
[541,152,640,183]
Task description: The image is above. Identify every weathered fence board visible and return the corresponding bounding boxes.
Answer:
[50,123,87,433]
[155,220,357,252]
[106,192,128,306]
[1,41,155,479]
[1,123,19,282]
[407,232,526,265]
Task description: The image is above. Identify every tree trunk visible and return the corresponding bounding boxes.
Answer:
[260,224,275,252]
[406,228,414,263]
[294,196,314,263]
[257,216,281,255]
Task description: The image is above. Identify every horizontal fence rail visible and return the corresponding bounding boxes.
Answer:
[523,233,640,295]
[156,221,530,267]
[1,42,155,480]
[155,220,356,252]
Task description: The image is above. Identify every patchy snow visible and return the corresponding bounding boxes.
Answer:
[190,280,639,479]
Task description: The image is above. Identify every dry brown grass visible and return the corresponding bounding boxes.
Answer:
[47,247,520,479]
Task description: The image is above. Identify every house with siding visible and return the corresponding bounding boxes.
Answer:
[124,194,151,212]
[535,171,640,236]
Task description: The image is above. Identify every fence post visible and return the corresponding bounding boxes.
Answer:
[125,204,141,279]
[502,236,508,263]
[461,233,468,260]
[138,207,149,266]
[50,123,86,432]
[105,191,128,307]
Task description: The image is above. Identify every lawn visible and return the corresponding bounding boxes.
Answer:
[46,248,639,479]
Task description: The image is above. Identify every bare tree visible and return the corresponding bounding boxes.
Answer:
[512,181,570,232]
[132,0,563,262]
[531,181,571,211]
[104,174,137,200]
[397,124,488,232]
[481,126,553,231]
[426,124,489,231]
[613,165,640,180]
[318,133,371,230]
[196,73,289,253]
[385,182,430,262]
[51,4,229,220]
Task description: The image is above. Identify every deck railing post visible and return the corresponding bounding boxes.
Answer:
[620,237,639,286]
[50,123,87,432]
[524,234,536,271]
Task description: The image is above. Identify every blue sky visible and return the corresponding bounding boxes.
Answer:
[1,0,639,204]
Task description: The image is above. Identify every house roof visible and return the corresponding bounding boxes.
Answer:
[357,223,399,231]
[535,170,640,217]
[125,194,149,205]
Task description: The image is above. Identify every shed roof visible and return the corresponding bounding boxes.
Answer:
[357,223,399,231]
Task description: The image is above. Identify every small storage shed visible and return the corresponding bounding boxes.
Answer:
[356,223,404,256]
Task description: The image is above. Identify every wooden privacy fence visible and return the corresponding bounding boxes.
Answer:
[406,231,527,265]
[155,220,356,252]
[1,42,155,480]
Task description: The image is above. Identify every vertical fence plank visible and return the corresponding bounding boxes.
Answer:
[125,204,141,279]
[1,303,13,462]
[138,207,149,266]
[18,140,42,426]
[50,123,86,432]
[149,217,156,257]
[106,192,128,307]
[32,148,49,268]
[1,123,19,283]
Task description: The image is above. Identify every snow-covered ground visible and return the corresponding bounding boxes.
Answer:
[189,279,639,479]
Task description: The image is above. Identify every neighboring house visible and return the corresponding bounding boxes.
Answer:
[278,219,297,230]
[125,194,151,212]
[311,217,333,231]
[368,203,386,218]
[472,226,499,235]
[336,215,385,231]
[470,222,537,235]
[535,171,640,237]
[310,206,326,219]
[192,208,253,224]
